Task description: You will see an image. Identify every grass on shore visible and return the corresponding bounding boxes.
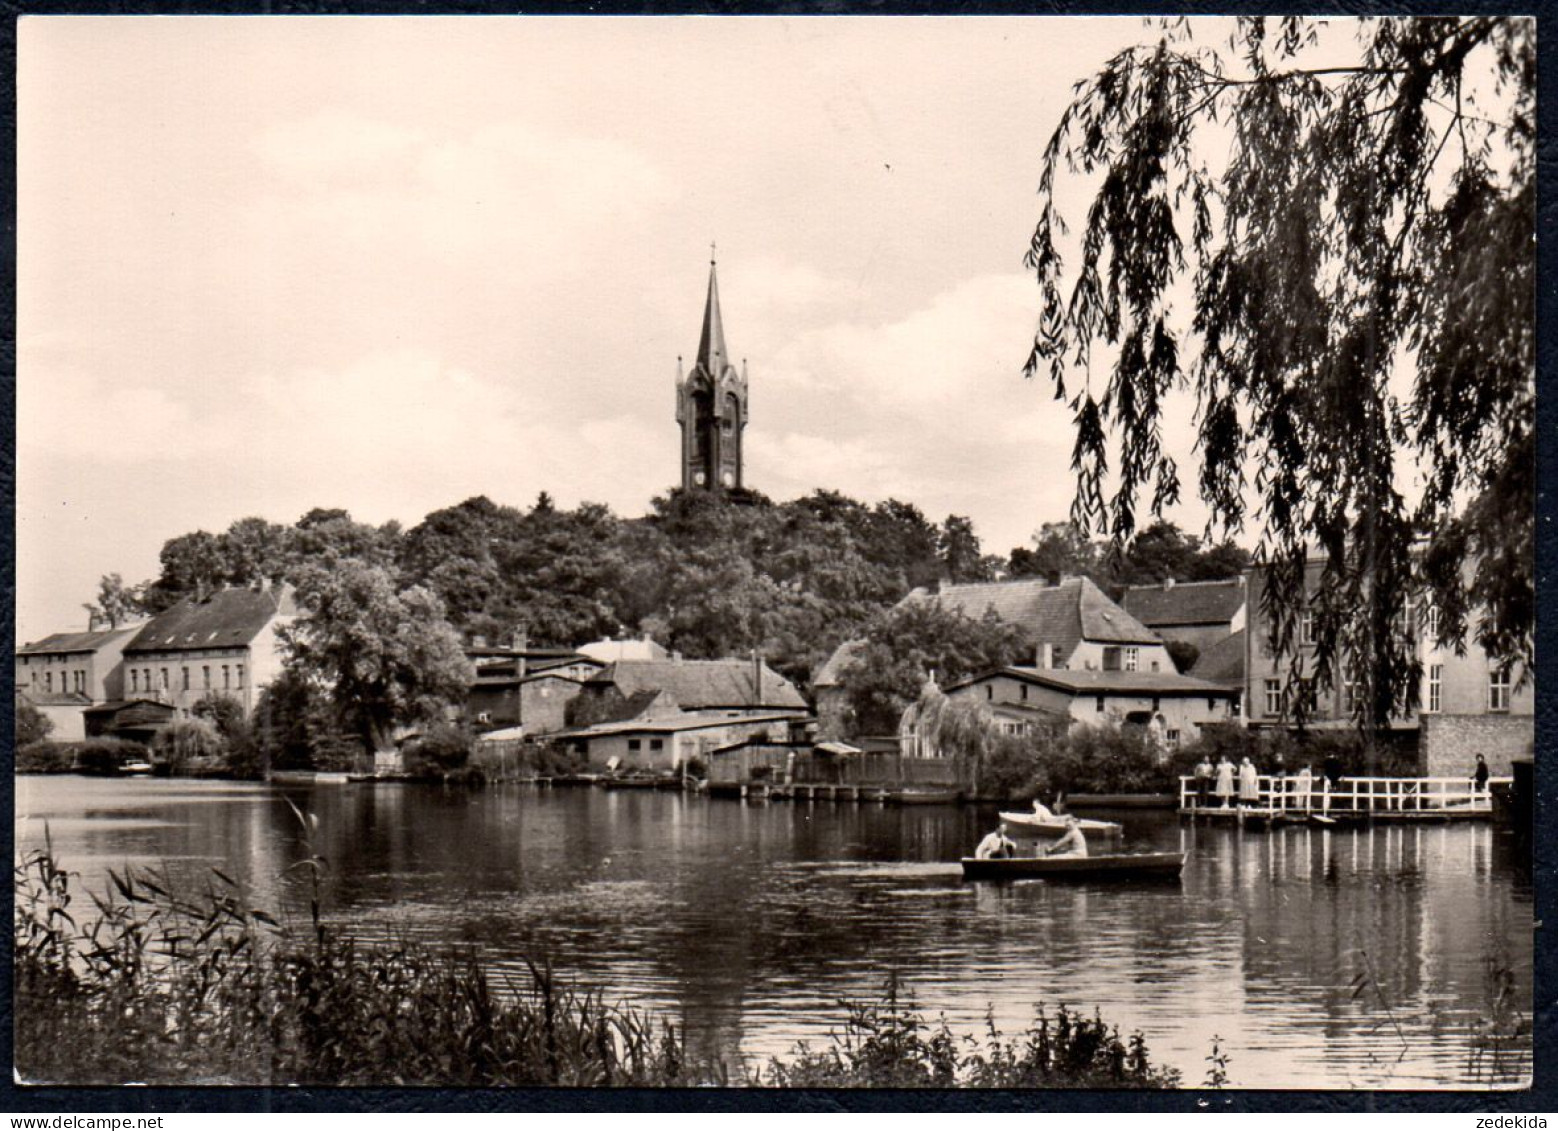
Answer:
[15,843,1182,1088]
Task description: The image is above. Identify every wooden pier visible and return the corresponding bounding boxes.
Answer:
[1178,774,1507,827]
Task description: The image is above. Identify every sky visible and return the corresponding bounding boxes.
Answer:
[16,15,1228,644]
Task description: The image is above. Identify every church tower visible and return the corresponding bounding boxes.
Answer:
[675,253,748,492]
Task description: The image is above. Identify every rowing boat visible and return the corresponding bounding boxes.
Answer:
[960,851,1186,881]
[998,811,1123,838]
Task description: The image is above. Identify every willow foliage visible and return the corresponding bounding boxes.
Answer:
[1027,17,1534,724]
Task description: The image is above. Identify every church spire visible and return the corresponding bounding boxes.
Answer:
[695,253,728,375]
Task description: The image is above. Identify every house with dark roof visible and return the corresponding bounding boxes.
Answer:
[944,665,1238,749]
[811,576,1176,743]
[566,712,804,772]
[571,657,808,726]
[913,575,1171,674]
[464,642,603,735]
[1120,577,1247,656]
[15,624,144,740]
[561,656,811,769]
[120,584,298,718]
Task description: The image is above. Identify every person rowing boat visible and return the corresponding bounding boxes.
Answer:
[1045,815,1088,858]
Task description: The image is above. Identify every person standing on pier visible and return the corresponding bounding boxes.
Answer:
[1294,764,1314,813]
[1473,753,1490,794]
[1238,756,1260,808]
[1193,755,1214,809]
[1215,755,1235,808]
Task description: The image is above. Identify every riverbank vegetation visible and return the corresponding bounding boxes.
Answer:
[14,844,1182,1088]
[75,491,1250,775]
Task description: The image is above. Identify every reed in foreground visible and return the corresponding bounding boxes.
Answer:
[14,847,1179,1088]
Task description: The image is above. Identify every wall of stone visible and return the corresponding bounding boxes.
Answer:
[1418,713,1535,778]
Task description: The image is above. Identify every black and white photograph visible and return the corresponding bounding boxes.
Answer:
[12,13,1536,1095]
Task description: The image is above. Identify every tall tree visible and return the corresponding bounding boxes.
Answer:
[837,601,1029,735]
[1008,521,1104,584]
[280,562,474,753]
[83,573,148,629]
[1025,16,1533,723]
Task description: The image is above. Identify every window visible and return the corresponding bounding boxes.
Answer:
[628,739,642,751]
[649,739,664,751]
[222,665,230,689]
[143,669,151,692]
[1207,697,1217,713]
[1300,610,1318,646]
[986,685,993,700]
[1151,660,1160,673]
[182,667,190,691]
[1019,685,1028,702]
[1049,644,1064,669]
[235,664,244,689]
[1264,678,1282,715]
[129,670,137,693]
[1342,678,1359,715]
[1151,697,1161,712]
[1427,664,1443,713]
[44,672,52,693]
[1424,604,1442,644]
[1489,667,1511,712]
[1166,729,1181,748]
[161,668,169,690]
[203,666,211,689]
[1123,647,1139,672]
[1095,695,1106,713]
[1101,647,1122,672]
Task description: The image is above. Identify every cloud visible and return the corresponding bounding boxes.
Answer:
[763,271,1037,407]
[251,114,677,263]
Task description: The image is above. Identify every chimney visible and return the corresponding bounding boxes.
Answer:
[1036,643,1049,670]
[87,609,102,632]
[752,650,763,704]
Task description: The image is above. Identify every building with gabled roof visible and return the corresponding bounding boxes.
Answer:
[16,624,142,706]
[910,575,1170,675]
[1120,577,1247,655]
[121,583,298,717]
[577,657,808,717]
[944,664,1238,749]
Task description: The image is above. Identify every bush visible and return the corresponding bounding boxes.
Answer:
[17,738,151,775]
[402,723,473,777]
[15,742,74,774]
[150,719,225,775]
[16,701,54,747]
[1036,725,1180,797]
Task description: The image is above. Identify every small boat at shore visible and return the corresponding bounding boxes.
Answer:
[999,811,1123,838]
[885,788,961,805]
[602,775,664,790]
[120,761,153,776]
[961,851,1186,881]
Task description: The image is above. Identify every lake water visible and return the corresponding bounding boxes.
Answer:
[14,775,1534,1089]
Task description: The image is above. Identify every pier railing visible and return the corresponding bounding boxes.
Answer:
[1178,774,1508,815]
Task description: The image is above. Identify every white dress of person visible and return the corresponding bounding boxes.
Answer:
[1031,799,1056,822]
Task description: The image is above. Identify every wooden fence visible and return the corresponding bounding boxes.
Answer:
[1178,774,1507,815]
[709,745,961,788]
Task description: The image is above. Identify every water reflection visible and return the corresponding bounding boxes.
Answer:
[15,777,1532,1089]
